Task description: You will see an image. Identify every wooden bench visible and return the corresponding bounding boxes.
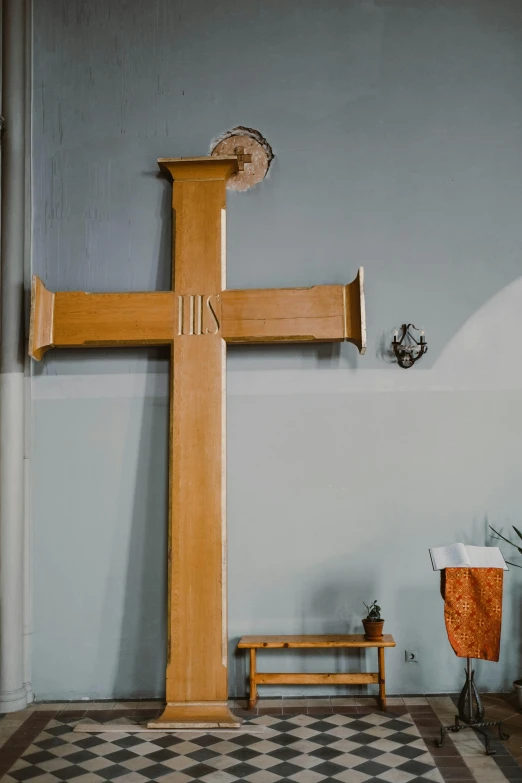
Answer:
[237,634,396,711]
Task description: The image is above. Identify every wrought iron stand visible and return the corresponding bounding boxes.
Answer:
[435,658,509,755]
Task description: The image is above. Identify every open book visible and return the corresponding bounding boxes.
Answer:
[429,543,508,571]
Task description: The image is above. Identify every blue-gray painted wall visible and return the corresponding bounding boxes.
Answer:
[31,0,522,698]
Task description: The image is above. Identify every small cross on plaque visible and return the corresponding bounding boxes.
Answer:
[234,145,252,170]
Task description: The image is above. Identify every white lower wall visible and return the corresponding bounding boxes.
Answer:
[32,341,522,698]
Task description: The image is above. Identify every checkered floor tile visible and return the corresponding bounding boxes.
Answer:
[3,712,444,782]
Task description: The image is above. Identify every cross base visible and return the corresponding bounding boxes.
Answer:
[148,703,242,729]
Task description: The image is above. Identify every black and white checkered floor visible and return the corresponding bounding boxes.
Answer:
[4,712,444,783]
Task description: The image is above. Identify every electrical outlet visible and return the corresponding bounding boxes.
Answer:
[405,650,418,663]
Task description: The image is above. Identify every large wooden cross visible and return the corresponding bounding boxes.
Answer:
[30,155,366,728]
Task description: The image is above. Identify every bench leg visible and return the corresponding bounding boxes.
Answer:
[378,647,386,711]
[249,648,258,710]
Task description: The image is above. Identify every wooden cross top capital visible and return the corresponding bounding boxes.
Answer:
[29,155,366,729]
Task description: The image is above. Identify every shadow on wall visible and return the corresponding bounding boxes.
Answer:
[111,394,169,698]
[303,578,376,695]
[433,273,522,387]
[230,573,378,698]
[227,338,359,372]
[112,175,172,698]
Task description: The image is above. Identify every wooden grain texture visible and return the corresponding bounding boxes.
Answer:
[159,158,238,728]
[29,276,55,360]
[221,285,345,343]
[256,673,380,685]
[238,634,396,649]
[249,648,257,710]
[222,270,366,350]
[378,646,386,710]
[345,267,367,355]
[29,284,176,358]
[158,155,238,183]
[149,704,241,729]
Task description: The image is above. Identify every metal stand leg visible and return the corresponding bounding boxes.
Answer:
[434,658,509,756]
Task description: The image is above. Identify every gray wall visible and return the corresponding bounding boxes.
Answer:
[31,0,522,699]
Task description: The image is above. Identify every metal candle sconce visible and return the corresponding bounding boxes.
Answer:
[392,324,427,369]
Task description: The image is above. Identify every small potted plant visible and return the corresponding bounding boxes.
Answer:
[362,600,384,640]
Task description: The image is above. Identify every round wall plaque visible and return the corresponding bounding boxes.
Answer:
[211,126,273,191]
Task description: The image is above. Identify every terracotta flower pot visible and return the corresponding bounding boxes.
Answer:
[363,618,384,640]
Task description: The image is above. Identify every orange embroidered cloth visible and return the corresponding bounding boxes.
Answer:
[441,568,503,661]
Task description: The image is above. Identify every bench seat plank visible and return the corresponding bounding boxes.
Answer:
[238,634,395,649]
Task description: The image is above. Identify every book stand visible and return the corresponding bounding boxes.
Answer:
[435,657,509,755]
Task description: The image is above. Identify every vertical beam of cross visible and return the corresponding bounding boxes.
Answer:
[29,154,366,729]
[158,157,239,727]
